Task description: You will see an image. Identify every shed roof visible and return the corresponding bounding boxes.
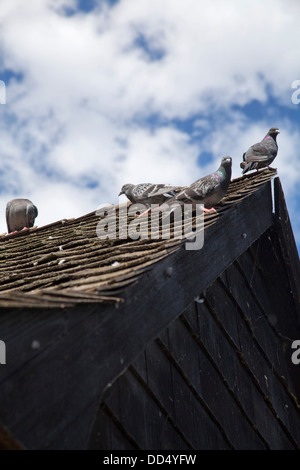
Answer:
[0,168,279,308]
[0,167,300,450]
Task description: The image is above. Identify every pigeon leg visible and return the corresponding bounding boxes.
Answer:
[6,227,28,235]
[203,207,217,213]
[136,208,150,218]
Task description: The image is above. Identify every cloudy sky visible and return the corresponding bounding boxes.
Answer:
[0,0,299,252]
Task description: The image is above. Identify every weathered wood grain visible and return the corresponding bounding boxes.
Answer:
[0,181,274,449]
[2,174,300,450]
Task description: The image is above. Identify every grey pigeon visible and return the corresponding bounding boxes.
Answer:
[6,199,38,234]
[156,156,232,214]
[240,127,280,174]
[118,183,185,207]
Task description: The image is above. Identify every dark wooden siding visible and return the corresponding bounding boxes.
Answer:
[0,176,299,450]
[89,229,300,450]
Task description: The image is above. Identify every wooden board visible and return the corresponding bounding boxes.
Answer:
[2,180,297,450]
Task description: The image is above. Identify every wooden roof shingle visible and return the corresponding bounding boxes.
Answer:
[0,168,278,308]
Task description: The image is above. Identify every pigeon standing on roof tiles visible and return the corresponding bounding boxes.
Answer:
[156,156,232,214]
[118,183,185,207]
[240,127,280,174]
[6,199,38,234]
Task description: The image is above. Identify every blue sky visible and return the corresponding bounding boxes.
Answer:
[0,0,299,253]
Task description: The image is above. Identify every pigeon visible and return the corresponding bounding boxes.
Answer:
[240,127,280,174]
[6,199,38,234]
[118,183,185,207]
[153,156,232,214]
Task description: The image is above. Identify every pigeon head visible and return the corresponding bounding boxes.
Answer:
[267,127,280,139]
[220,156,232,169]
[118,184,134,196]
[217,156,232,181]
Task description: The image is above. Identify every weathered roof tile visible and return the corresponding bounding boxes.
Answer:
[0,168,277,307]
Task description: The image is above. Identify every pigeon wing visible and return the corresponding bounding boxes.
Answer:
[26,203,38,228]
[175,174,219,204]
[141,184,183,198]
[5,200,27,233]
[131,183,153,199]
[245,140,276,159]
[191,174,220,199]
[243,153,273,163]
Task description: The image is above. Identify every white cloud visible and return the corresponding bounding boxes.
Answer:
[0,0,299,247]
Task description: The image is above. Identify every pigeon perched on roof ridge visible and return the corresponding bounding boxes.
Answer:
[118,183,185,207]
[6,198,38,234]
[240,127,280,174]
[149,156,232,217]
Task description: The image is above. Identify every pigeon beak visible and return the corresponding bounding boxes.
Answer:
[118,191,123,196]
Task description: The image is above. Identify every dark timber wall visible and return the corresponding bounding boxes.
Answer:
[89,229,300,450]
[0,176,299,450]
